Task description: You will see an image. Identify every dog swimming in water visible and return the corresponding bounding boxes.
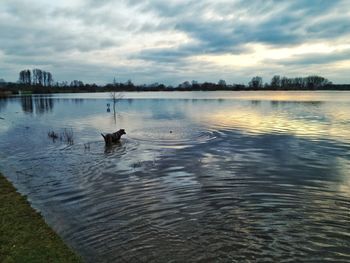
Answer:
[101,129,126,145]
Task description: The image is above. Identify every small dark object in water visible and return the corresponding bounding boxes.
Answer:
[84,143,90,150]
[101,129,126,145]
[170,130,173,133]
[48,131,59,140]
[0,117,4,120]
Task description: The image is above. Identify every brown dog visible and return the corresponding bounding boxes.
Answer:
[101,129,126,145]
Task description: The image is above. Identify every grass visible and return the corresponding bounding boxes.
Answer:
[0,173,82,263]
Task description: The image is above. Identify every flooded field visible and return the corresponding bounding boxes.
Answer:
[0,91,349,262]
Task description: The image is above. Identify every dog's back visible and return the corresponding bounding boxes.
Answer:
[101,129,126,145]
[101,133,113,144]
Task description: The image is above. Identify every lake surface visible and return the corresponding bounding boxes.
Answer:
[0,91,349,262]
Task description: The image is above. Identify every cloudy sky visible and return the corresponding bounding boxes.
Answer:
[1,0,350,85]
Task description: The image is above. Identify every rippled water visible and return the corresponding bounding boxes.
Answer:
[0,91,349,262]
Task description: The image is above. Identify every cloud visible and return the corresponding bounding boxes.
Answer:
[0,0,349,84]
[276,49,350,66]
[132,0,349,60]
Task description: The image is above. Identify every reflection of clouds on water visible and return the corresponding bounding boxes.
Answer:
[201,101,350,144]
[76,111,144,133]
[336,157,350,198]
[0,120,10,133]
[43,91,350,102]
[0,92,350,262]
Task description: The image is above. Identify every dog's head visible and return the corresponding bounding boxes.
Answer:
[119,129,126,135]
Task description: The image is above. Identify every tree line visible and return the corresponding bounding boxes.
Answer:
[2,70,347,93]
[19,69,53,86]
[249,75,331,89]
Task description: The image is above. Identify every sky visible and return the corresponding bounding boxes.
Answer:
[0,0,350,85]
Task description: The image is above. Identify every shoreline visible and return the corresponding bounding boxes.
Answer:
[0,173,82,263]
[1,88,350,96]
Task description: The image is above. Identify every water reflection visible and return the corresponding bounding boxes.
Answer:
[250,100,261,106]
[35,96,54,114]
[270,100,324,107]
[71,98,84,104]
[0,97,8,112]
[0,92,349,262]
[21,95,34,113]
[20,95,54,115]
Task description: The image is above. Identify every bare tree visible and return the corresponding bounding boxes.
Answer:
[47,72,53,86]
[19,69,31,84]
[43,71,47,86]
[32,69,41,85]
[70,80,84,87]
[218,79,227,87]
[109,91,123,125]
[19,70,25,84]
[249,76,263,88]
[37,69,43,85]
[270,75,281,88]
[26,70,31,84]
[110,91,124,113]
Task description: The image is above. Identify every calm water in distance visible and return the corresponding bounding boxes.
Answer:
[0,91,349,262]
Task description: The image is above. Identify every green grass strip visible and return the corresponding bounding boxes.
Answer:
[0,174,82,263]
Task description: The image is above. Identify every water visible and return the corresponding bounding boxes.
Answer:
[0,91,349,262]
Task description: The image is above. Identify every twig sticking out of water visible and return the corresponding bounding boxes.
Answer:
[84,143,90,150]
[110,91,124,112]
[48,131,59,141]
[47,128,74,145]
[62,128,74,145]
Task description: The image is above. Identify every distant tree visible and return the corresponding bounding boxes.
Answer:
[19,70,25,84]
[191,80,200,90]
[249,76,263,88]
[19,69,31,85]
[280,77,291,89]
[33,69,42,85]
[47,72,53,86]
[305,75,331,89]
[218,79,227,87]
[70,80,84,87]
[110,91,124,113]
[179,81,191,89]
[43,71,48,86]
[26,70,31,84]
[32,69,40,85]
[30,69,53,86]
[292,77,304,89]
[270,75,281,89]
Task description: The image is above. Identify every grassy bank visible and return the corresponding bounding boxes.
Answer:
[0,174,82,263]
